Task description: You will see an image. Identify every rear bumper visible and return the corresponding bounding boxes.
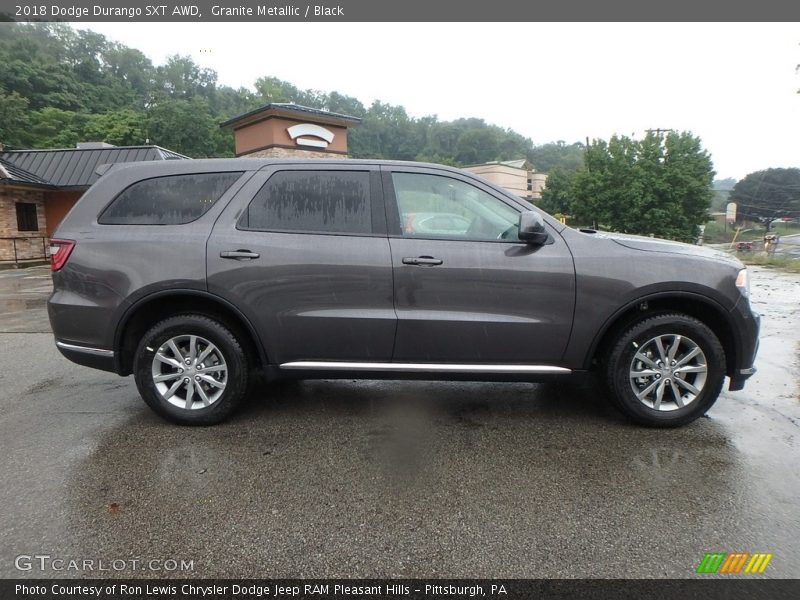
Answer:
[55,341,116,373]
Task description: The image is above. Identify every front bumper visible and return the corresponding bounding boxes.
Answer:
[728,304,760,391]
[729,365,756,391]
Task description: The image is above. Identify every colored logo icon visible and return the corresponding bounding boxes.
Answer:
[696,553,773,574]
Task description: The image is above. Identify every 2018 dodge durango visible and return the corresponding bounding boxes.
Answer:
[47,159,759,426]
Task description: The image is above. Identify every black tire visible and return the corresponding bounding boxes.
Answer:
[605,313,726,427]
[133,314,249,425]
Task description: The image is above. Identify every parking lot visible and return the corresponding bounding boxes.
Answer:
[0,264,798,578]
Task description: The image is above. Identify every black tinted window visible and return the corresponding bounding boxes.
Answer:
[16,202,39,232]
[99,172,242,225]
[243,170,371,234]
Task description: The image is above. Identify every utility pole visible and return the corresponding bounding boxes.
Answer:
[585,136,590,171]
[584,136,595,229]
[646,128,674,137]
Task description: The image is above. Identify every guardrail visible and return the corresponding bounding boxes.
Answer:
[0,236,49,267]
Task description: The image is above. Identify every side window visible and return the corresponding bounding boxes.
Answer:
[391,173,519,241]
[241,170,371,234]
[98,172,243,225]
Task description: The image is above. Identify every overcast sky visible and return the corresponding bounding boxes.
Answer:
[80,22,800,180]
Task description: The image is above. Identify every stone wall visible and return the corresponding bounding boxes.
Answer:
[242,147,348,160]
[0,187,48,262]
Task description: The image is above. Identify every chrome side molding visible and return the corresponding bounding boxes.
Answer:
[279,361,571,374]
[56,341,115,358]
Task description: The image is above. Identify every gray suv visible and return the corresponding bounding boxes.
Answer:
[47,159,759,427]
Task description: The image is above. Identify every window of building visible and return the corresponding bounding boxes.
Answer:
[391,173,519,241]
[98,172,243,225]
[15,202,39,232]
[241,170,371,234]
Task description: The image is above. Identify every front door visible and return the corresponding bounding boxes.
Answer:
[384,167,575,365]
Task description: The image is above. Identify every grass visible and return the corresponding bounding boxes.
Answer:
[703,220,800,244]
[738,254,800,273]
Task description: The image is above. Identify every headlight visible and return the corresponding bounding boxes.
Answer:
[735,268,750,298]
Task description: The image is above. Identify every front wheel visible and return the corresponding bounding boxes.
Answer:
[133,315,249,425]
[605,313,726,427]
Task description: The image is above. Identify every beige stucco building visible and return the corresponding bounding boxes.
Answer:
[463,159,547,200]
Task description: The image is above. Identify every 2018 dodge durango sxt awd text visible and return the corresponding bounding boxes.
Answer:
[47,159,759,426]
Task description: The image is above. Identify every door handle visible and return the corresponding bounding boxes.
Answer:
[220,249,260,260]
[402,256,443,266]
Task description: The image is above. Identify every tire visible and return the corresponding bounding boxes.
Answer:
[605,313,726,427]
[133,314,249,425]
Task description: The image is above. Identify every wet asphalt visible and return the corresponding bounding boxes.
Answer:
[0,265,797,579]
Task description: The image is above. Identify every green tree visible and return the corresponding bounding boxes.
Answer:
[323,91,366,118]
[529,141,585,173]
[27,108,89,148]
[154,55,217,101]
[0,28,85,111]
[83,110,146,146]
[253,76,304,105]
[713,177,736,191]
[209,86,259,120]
[537,167,576,216]
[566,131,714,241]
[145,98,218,157]
[419,122,460,160]
[729,168,800,231]
[710,178,736,211]
[455,128,499,164]
[0,87,30,148]
[0,20,602,170]
[349,101,420,160]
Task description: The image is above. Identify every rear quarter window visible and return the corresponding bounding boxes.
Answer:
[98,172,243,225]
[240,170,372,234]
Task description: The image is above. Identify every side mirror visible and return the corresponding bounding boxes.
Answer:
[518,211,549,245]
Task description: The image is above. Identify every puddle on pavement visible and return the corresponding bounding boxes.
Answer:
[50,380,754,576]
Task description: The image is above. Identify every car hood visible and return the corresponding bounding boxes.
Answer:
[584,230,742,266]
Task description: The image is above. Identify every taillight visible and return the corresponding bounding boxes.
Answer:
[49,239,75,272]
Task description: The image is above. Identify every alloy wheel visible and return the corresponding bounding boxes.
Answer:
[150,334,228,410]
[628,334,708,412]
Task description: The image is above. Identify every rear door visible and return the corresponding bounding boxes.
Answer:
[384,166,576,364]
[207,164,395,365]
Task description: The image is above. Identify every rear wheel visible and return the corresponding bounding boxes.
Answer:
[133,315,248,425]
[605,313,726,427]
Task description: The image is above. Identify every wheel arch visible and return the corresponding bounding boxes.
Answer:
[588,292,738,377]
[114,290,268,376]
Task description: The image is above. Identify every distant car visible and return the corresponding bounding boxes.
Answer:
[48,159,760,427]
[736,241,753,252]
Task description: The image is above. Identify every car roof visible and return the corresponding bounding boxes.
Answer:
[105,157,468,175]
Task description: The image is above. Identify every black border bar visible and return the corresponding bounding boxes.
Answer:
[3,579,800,600]
[3,0,800,22]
